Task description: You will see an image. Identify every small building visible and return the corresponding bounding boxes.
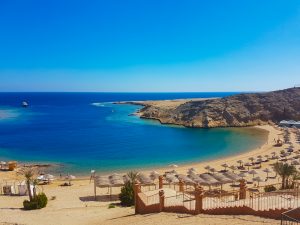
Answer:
[279,120,300,128]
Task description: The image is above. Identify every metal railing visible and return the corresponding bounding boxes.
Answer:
[202,189,300,211]
[138,192,159,206]
[281,208,300,225]
[164,192,195,211]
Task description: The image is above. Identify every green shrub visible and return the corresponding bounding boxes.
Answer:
[35,193,48,208]
[23,200,38,210]
[264,185,277,192]
[108,203,116,209]
[119,182,134,206]
[23,193,48,210]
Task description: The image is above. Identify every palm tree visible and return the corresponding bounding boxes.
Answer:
[18,167,37,201]
[127,171,138,183]
[273,162,297,189]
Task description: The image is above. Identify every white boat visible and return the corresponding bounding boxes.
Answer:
[22,101,29,107]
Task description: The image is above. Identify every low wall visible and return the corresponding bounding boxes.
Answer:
[203,206,287,220]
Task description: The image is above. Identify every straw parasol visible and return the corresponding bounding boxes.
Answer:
[248,157,255,164]
[221,163,229,171]
[150,171,160,180]
[189,175,210,186]
[229,165,237,173]
[263,168,272,178]
[237,160,244,167]
[200,173,221,186]
[209,168,217,174]
[222,171,241,181]
[244,162,252,171]
[138,173,153,185]
[238,172,248,179]
[248,170,258,178]
[253,176,264,186]
[188,168,197,173]
[177,174,195,185]
[204,165,211,173]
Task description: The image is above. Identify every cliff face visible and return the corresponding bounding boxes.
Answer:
[137,88,300,128]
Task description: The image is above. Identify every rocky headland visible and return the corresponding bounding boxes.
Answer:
[118,87,300,128]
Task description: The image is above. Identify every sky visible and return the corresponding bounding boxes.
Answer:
[0,0,300,92]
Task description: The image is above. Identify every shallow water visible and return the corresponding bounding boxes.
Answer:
[0,92,267,175]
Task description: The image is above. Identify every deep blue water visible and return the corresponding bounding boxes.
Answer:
[0,92,267,175]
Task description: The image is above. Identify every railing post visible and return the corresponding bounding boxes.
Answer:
[179,179,184,192]
[159,190,165,212]
[195,185,204,214]
[134,183,141,214]
[239,179,247,200]
[159,176,163,189]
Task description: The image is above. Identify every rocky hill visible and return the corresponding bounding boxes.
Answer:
[133,87,300,128]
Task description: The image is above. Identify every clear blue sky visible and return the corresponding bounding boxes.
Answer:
[0,0,300,92]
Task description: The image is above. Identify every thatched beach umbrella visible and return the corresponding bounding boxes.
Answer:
[248,157,255,164]
[150,171,160,180]
[248,170,258,178]
[177,174,195,185]
[188,168,197,173]
[165,174,179,184]
[237,160,244,167]
[211,173,232,184]
[204,165,211,173]
[229,165,237,173]
[253,176,264,186]
[138,173,153,185]
[244,162,252,171]
[221,163,229,172]
[200,173,221,186]
[223,171,241,181]
[238,172,248,179]
[263,168,272,178]
[209,168,217,174]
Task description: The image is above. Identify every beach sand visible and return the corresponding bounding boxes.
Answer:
[0,125,292,225]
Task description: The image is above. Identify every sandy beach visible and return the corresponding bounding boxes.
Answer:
[0,124,293,225]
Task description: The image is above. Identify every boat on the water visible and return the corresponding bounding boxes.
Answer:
[22,101,29,107]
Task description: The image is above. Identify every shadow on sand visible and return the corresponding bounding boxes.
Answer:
[79,194,119,202]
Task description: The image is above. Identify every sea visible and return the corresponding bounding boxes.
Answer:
[0,92,267,175]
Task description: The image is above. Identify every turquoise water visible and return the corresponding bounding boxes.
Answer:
[0,93,267,175]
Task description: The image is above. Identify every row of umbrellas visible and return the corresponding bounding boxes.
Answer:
[95,171,160,188]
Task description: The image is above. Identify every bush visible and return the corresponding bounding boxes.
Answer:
[36,193,48,208]
[23,200,38,210]
[264,185,277,192]
[108,203,116,209]
[119,182,134,206]
[23,193,48,210]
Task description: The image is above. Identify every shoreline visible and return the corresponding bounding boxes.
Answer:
[3,124,276,180]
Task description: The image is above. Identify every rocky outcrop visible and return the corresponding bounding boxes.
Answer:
[131,87,300,128]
